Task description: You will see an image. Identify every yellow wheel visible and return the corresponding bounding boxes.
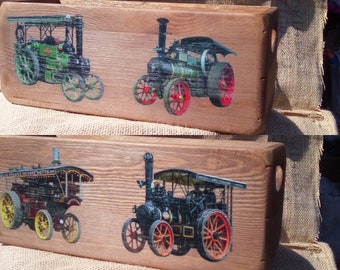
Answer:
[35,209,53,240]
[0,191,22,229]
[62,213,81,243]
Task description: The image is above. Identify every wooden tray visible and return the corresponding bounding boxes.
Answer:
[0,2,278,134]
[0,136,285,269]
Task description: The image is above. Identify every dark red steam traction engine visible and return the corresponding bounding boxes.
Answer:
[0,148,93,243]
[122,153,246,262]
[133,18,237,116]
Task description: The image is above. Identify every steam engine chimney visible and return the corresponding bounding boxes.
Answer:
[74,15,84,56]
[156,18,169,56]
[144,152,154,201]
[52,147,61,166]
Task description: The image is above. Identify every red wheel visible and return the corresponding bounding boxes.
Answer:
[164,79,191,115]
[208,62,235,107]
[133,75,157,105]
[148,220,174,257]
[122,218,145,253]
[197,209,232,262]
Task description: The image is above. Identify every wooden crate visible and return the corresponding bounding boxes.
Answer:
[0,136,285,269]
[0,2,278,134]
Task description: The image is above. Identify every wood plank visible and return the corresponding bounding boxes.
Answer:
[0,2,278,134]
[0,136,285,269]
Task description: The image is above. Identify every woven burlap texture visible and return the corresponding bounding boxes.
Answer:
[273,135,322,242]
[0,93,218,135]
[0,244,157,270]
[0,93,337,135]
[0,242,337,270]
[272,0,327,111]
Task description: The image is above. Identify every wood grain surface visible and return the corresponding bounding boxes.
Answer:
[0,2,278,134]
[0,136,285,269]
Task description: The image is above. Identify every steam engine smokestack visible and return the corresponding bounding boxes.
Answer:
[157,18,169,56]
[74,15,83,56]
[52,147,61,166]
[144,152,154,201]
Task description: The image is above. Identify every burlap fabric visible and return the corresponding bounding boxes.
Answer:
[0,92,337,135]
[274,135,322,243]
[0,243,336,270]
[0,93,218,135]
[0,244,157,270]
[271,0,327,111]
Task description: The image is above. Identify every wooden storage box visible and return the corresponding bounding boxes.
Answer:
[0,136,285,269]
[0,2,278,134]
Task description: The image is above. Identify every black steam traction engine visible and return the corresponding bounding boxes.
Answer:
[0,148,93,243]
[134,18,237,115]
[122,153,246,262]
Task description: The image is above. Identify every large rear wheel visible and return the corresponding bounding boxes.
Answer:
[196,209,232,262]
[148,220,174,257]
[163,79,191,115]
[208,62,235,107]
[0,191,22,229]
[14,49,39,85]
[122,218,146,253]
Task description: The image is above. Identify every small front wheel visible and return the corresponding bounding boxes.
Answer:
[84,73,104,100]
[35,209,53,240]
[62,73,86,102]
[148,220,174,257]
[62,213,81,243]
[122,218,146,253]
[163,79,191,115]
[133,75,158,105]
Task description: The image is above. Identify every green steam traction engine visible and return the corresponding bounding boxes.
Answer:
[8,15,104,102]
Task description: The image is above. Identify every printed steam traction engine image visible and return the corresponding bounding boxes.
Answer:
[8,15,104,102]
[134,18,237,116]
[122,153,246,262]
[0,148,93,243]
